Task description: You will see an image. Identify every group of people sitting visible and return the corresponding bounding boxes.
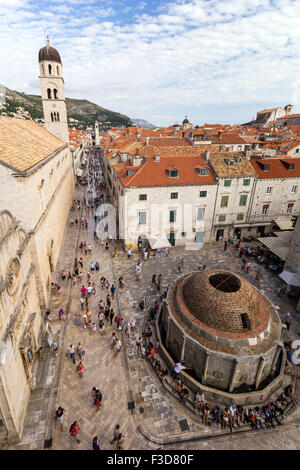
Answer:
[171,378,296,431]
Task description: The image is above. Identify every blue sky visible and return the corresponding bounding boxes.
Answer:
[1,0,300,126]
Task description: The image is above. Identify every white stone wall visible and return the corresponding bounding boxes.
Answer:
[120,184,217,247]
[249,177,300,230]
[212,176,256,240]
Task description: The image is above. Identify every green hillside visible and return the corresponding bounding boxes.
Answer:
[0,86,132,130]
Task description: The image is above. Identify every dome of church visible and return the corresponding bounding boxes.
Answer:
[181,269,269,334]
[38,42,61,63]
[182,117,189,124]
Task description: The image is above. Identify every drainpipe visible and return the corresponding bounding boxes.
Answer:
[210,178,220,243]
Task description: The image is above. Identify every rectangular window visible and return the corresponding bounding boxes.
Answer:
[224,180,232,187]
[138,211,146,225]
[262,204,269,214]
[266,187,272,194]
[198,167,209,175]
[287,203,294,213]
[237,213,244,221]
[288,164,295,170]
[239,195,248,206]
[197,207,205,220]
[39,189,44,210]
[169,210,176,222]
[291,185,297,193]
[241,314,251,329]
[195,232,204,243]
[199,191,207,197]
[221,195,229,207]
[139,194,147,200]
[243,179,250,186]
[219,215,226,222]
[170,170,178,178]
[263,164,270,172]
[171,192,178,199]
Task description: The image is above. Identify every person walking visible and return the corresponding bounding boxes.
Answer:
[104,305,110,322]
[51,339,58,357]
[114,337,121,357]
[55,406,64,432]
[58,308,65,321]
[115,433,124,450]
[110,308,115,325]
[68,344,76,364]
[110,284,116,300]
[111,424,120,444]
[285,312,292,330]
[76,361,84,378]
[69,421,80,443]
[92,436,100,450]
[76,343,84,360]
[224,240,227,251]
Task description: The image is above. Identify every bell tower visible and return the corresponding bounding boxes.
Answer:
[38,38,69,143]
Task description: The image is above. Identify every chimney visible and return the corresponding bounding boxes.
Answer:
[146,137,150,146]
[154,154,160,162]
[204,150,210,162]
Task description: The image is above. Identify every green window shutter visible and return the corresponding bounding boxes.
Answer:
[224,180,232,187]
[219,215,226,222]
[221,195,229,207]
[243,179,250,186]
[139,194,147,200]
[197,208,205,220]
[199,191,207,197]
[239,195,248,206]
[237,213,244,221]
[139,212,146,224]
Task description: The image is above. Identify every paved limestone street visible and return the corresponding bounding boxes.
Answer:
[7,150,300,451]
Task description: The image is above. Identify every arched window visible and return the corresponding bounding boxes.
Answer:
[57,112,60,122]
[51,112,54,122]
[48,64,52,74]
[42,64,45,75]
[53,89,58,99]
[47,88,52,99]
[56,66,60,75]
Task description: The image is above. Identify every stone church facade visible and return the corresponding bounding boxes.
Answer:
[0,41,74,444]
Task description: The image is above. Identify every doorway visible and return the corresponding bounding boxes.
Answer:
[168,232,176,246]
[216,229,224,241]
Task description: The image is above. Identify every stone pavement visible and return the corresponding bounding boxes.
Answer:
[6,153,300,451]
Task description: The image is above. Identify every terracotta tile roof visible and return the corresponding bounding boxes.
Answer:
[211,132,249,145]
[208,152,257,178]
[148,137,190,146]
[118,154,216,187]
[0,116,65,172]
[277,114,300,119]
[251,158,300,178]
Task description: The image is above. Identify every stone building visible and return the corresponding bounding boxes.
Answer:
[0,211,42,443]
[254,105,293,128]
[0,41,74,444]
[157,269,285,406]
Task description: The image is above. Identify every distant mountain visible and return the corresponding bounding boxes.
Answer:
[0,85,133,130]
[131,118,156,129]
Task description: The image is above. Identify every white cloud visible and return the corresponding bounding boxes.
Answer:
[1,0,300,125]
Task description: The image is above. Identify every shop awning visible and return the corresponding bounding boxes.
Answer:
[279,270,300,287]
[272,217,294,231]
[257,231,293,261]
[148,237,171,249]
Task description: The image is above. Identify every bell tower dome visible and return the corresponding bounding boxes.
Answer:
[38,38,69,143]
